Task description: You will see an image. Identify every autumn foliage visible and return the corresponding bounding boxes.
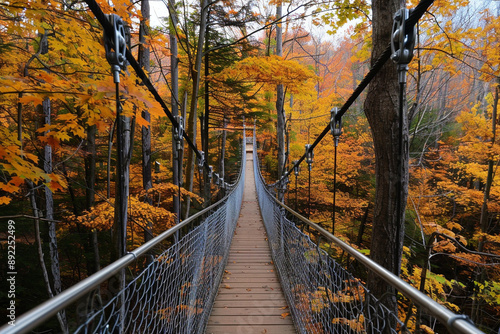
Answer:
[0,0,499,332]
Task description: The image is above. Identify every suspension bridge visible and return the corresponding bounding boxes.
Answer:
[0,132,485,334]
[0,0,492,332]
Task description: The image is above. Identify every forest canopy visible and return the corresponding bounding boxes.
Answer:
[0,0,499,332]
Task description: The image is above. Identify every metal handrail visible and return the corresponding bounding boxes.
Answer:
[273,199,485,334]
[0,133,247,334]
[252,126,483,334]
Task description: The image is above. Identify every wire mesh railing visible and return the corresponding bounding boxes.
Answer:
[253,137,405,334]
[252,133,483,334]
[73,198,244,334]
[0,131,246,334]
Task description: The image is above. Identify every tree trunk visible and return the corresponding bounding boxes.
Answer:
[139,0,153,245]
[83,123,100,275]
[22,97,68,331]
[184,124,196,218]
[107,121,116,199]
[92,229,100,272]
[184,0,209,218]
[220,117,227,185]
[61,162,79,215]
[21,35,67,331]
[364,0,406,316]
[169,0,182,224]
[473,80,499,323]
[30,182,67,328]
[43,98,68,332]
[203,21,211,206]
[276,1,286,201]
[478,80,499,252]
[356,204,370,246]
[85,125,97,210]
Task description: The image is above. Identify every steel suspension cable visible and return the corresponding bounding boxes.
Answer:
[332,141,338,234]
[83,0,210,171]
[115,80,127,257]
[277,0,435,185]
[308,166,311,218]
[395,78,406,275]
[330,108,341,235]
[295,173,298,211]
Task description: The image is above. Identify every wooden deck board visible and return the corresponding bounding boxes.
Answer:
[206,146,296,334]
[206,325,295,334]
[211,300,289,308]
[209,308,287,317]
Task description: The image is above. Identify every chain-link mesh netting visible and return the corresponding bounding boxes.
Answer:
[68,138,246,334]
[253,135,409,334]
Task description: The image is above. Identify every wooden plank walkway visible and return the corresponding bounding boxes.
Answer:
[206,143,296,334]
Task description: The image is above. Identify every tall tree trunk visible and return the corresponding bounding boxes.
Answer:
[276,1,286,200]
[364,0,406,317]
[61,162,79,215]
[85,125,97,210]
[21,93,68,331]
[478,80,499,252]
[106,122,115,199]
[139,0,153,246]
[356,204,370,246]
[219,116,227,185]
[43,98,68,332]
[184,0,209,218]
[84,124,99,274]
[169,0,181,224]
[184,121,196,218]
[203,22,211,206]
[21,34,67,331]
[314,41,321,99]
[30,182,68,327]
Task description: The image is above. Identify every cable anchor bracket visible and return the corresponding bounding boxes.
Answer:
[197,151,205,174]
[293,160,300,176]
[278,174,289,192]
[208,166,213,180]
[104,14,128,83]
[390,8,417,83]
[173,115,184,152]
[330,107,342,147]
[305,144,314,171]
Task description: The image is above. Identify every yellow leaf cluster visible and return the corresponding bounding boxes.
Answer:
[140,183,203,207]
[420,325,435,334]
[0,127,66,204]
[331,316,365,332]
[157,302,203,321]
[217,55,316,94]
[71,197,175,233]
